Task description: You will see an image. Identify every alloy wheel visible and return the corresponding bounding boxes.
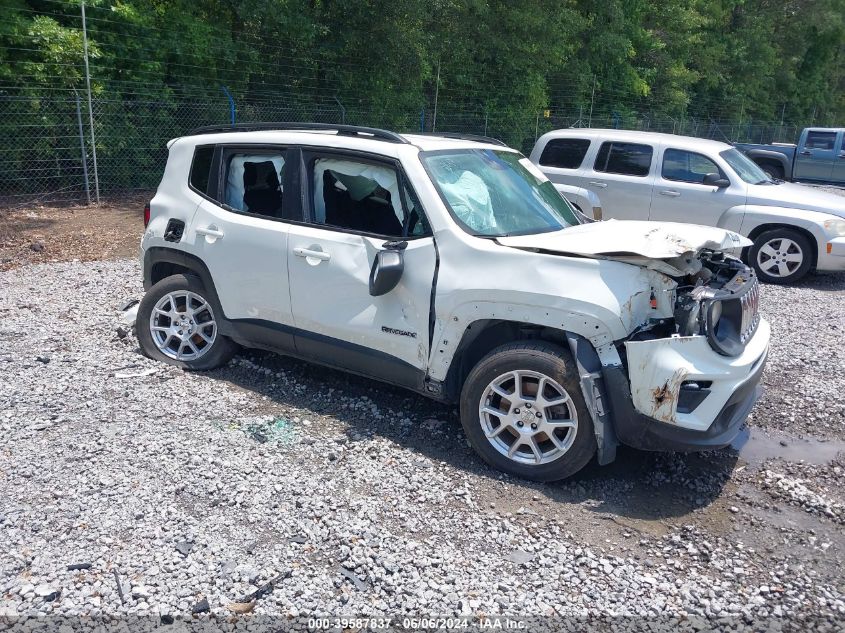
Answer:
[756,237,804,279]
[478,370,578,465]
[149,291,217,361]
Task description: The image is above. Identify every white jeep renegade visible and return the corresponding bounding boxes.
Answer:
[138,123,770,481]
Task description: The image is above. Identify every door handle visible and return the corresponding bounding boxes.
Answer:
[196,226,224,239]
[800,150,812,156]
[659,190,681,197]
[293,247,331,261]
[588,181,608,188]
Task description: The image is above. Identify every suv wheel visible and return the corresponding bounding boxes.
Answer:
[136,274,237,370]
[749,228,812,284]
[460,342,596,481]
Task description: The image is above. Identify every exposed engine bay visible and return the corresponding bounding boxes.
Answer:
[632,250,761,357]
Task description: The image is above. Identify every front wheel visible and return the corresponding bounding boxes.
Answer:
[136,273,238,370]
[460,342,596,482]
[748,228,812,284]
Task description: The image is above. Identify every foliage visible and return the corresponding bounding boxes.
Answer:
[0,0,843,194]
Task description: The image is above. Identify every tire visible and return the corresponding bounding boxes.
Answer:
[136,273,238,370]
[759,162,784,181]
[748,228,813,284]
[459,341,596,482]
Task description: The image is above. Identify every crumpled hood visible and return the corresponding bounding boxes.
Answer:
[747,182,845,218]
[496,220,751,260]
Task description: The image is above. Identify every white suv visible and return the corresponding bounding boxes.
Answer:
[530,129,845,284]
[138,123,770,481]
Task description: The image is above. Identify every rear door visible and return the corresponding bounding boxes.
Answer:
[582,140,657,220]
[649,147,747,227]
[794,130,836,181]
[285,149,437,388]
[190,145,296,350]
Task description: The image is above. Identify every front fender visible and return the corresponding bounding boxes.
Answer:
[715,206,748,234]
[738,206,832,246]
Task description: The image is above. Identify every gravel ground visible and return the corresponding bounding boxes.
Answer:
[1,257,845,630]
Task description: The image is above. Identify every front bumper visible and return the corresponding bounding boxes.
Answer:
[816,236,845,272]
[602,319,770,452]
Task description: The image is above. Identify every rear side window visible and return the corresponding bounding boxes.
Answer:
[538,138,591,169]
[189,146,214,194]
[594,142,653,177]
[223,152,285,218]
[804,131,836,150]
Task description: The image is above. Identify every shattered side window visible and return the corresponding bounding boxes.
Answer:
[224,153,285,218]
[312,158,405,237]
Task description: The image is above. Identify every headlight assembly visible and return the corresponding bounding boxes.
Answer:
[823,218,845,237]
[705,297,743,356]
[708,300,722,328]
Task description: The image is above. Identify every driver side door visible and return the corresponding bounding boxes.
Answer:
[649,147,747,229]
[286,149,437,390]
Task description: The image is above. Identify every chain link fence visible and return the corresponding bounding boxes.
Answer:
[0,87,813,206]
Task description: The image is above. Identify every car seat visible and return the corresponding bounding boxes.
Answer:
[243,161,283,217]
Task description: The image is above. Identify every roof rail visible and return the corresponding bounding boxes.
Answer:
[414,132,508,147]
[188,122,410,144]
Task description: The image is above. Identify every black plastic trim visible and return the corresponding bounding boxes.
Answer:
[677,384,711,414]
[226,318,428,395]
[143,247,215,294]
[565,333,618,465]
[189,122,410,144]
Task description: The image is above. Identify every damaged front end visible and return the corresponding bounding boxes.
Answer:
[609,249,770,453]
[497,220,770,456]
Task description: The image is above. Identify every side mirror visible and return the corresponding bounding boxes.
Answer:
[703,173,730,188]
[369,242,406,296]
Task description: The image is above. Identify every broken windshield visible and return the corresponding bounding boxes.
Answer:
[420,149,580,237]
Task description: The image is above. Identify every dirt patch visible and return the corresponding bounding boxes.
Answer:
[0,196,147,271]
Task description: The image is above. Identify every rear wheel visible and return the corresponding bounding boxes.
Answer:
[137,274,237,370]
[749,228,812,284]
[460,342,596,481]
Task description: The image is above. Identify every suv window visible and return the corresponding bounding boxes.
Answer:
[223,151,285,218]
[403,184,431,237]
[313,157,414,237]
[662,149,724,184]
[804,131,836,150]
[189,146,214,194]
[538,138,591,169]
[594,142,653,177]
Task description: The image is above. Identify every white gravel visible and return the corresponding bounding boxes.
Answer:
[1,258,844,630]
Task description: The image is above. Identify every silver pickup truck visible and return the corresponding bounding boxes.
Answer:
[735,127,845,184]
